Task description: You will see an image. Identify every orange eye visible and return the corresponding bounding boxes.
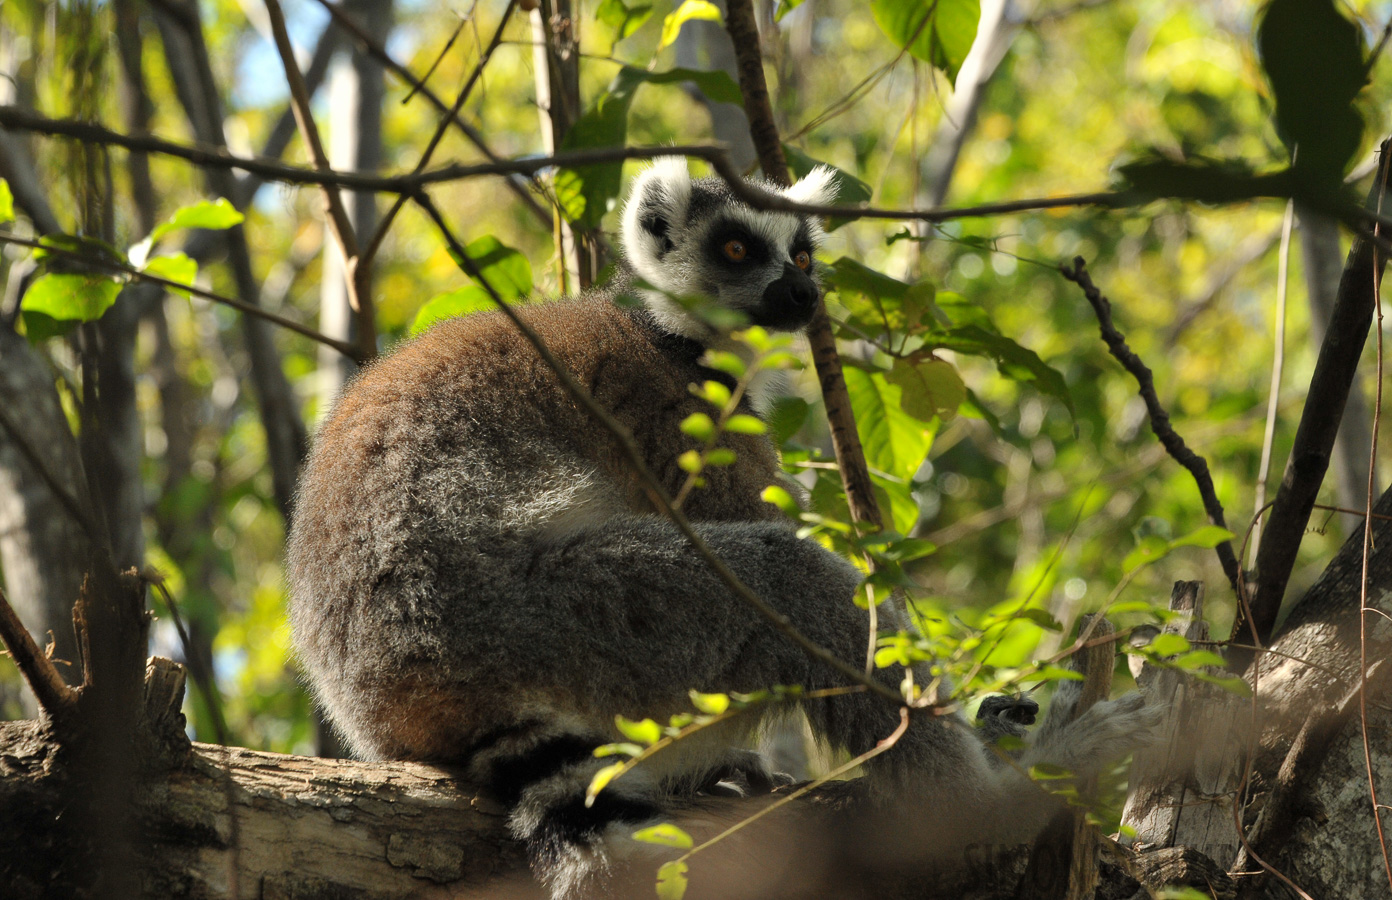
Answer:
[723,240,747,262]
[794,250,812,270]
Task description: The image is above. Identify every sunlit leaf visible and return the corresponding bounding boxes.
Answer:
[410,285,495,335]
[142,252,199,298]
[615,715,663,745]
[1169,525,1235,551]
[689,690,730,714]
[447,235,532,299]
[150,198,244,245]
[870,0,980,81]
[844,366,934,482]
[23,273,121,322]
[724,414,766,435]
[586,761,627,803]
[658,0,723,51]
[680,413,715,441]
[633,823,694,849]
[597,0,654,41]
[0,178,13,223]
[773,0,805,22]
[1148,633,1191,657]
[656,860,689,900]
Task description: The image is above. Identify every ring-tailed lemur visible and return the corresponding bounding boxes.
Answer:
[288,158,1160,897]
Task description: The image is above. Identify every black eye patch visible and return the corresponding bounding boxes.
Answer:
[704,225,770,266]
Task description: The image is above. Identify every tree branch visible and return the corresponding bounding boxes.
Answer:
[1061,257,1242,593]
[261,0,376,360]
[722,0,882,531]
[1232,141,1392,669]
[0,586,78,716]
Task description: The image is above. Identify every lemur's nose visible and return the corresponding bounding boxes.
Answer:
[781,262,818,309]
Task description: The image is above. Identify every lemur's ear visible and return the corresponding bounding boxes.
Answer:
[783,165,838,207]
[621,157,692,291]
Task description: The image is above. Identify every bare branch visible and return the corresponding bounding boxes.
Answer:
[722,0,882,532]
[0,585,79,716]
[1061,257,1242,593]
[1233,140,1392,667]
[260,0,375,360]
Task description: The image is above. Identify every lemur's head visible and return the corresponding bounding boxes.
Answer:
[620,157,838,339]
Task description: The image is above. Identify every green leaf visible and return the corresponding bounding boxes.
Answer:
[633,823,694,849]
[678,450,703,473]
[656,860,689,900]
[597,0,654,41]
[724,414,766,435]
[23,273,121,322]
[410,285,495,335]
[453,235,532,300]
[150,198,244,245]
[695,380,733,408]
[1169,525,1236,551]
[1122,534,1172,574]
[615,715,663,745]
[870,0,980,81]
[689,690,730,714]
[844,366,935,482]
[766,396,809,445]
[658,0,723,51]
[142,253,199,298]
[783,147,872,231]
[928,325,1074,419]
[1148,633,1191,657]
[1031,665,1085,683]
[586,761,627,801]
[761,484,801,516]
[774,0,805,21]
[705,448,737,466]
[1258,0,1365,185]
[680,413,716,441]
[885,356,966,422]
[0,178,13,223]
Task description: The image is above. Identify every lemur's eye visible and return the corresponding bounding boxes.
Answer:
[723,240,747,262]
[794,250,812,270]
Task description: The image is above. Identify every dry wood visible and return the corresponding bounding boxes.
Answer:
[1121,581,1245,867]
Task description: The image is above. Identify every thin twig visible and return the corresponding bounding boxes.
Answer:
[308,0,553,227]
[0,106,1124,218]
[360,0,519,273]
[0,230,361,359]
[723,0,882,533]
[1358,144,1392,895]
[1252,201,1295,563]
[1061,257,1242,592]
[0,585,79,715]
[260,0,376,360]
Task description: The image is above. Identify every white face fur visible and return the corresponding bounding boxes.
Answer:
[620,157,839,340]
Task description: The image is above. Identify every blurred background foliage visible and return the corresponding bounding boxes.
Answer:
[0,0,1389,759]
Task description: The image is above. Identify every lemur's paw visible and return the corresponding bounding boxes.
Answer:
[977,694,1040,742]
[700,749,791,796]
